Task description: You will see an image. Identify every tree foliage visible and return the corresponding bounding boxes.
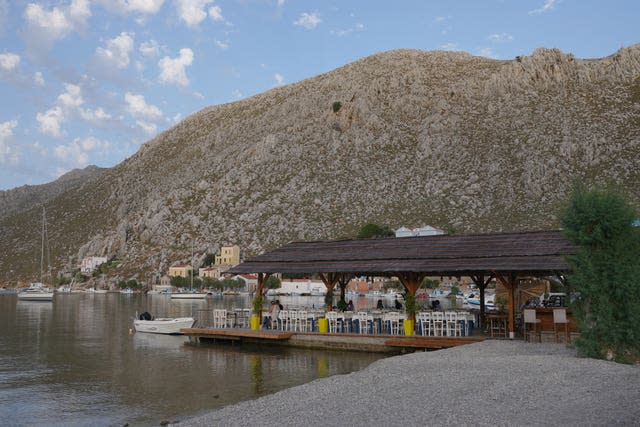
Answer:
[356,223,394,239]
[561,185,640,362]
[265,275,281,290]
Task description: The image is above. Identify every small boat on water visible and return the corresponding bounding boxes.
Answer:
[133,312,195,334]
[18,282,54,301]
[18,207,54,302]
[170,291,208,299]
[464,292,496,310]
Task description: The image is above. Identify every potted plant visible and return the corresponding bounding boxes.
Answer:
[250,295,263,330]
[403,293,417,336]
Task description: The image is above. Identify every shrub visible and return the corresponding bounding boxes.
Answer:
[332,101,342,113]
[561,185,640,362]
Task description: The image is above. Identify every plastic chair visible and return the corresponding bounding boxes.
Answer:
[213,309,227,328]
[431,311,445,336]
[326,311,339,333]
[523,309,541,342]
[417,311,432,336]
[553,308,570,343]
[445,311,462,336]
[278,310,289,331]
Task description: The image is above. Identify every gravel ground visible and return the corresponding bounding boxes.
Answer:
[173,341,640,426]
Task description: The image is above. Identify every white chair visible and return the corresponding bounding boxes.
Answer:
[431,312,445,336]
[523,309,541,342]
[213,309,227,328]
[278,310,289,331]
[383,312,401,335]
[417,312,432,336]
[553,308,569,343]
[296,310,309,332]
[445,311,462,337]
[326,311,340,333]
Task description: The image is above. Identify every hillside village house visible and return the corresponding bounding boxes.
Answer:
[168,264,192,278]
[235,274,258,293]
[215,245,240,266]
[200,266,223,279]
[80,256,108,274]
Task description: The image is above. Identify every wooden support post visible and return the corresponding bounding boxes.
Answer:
[471,274,494,328]
[319,272,339,312]
[395,272,425,322]
[256,272,271,321]
[496,273,517,339]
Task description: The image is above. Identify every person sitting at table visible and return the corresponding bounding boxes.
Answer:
[268,300,280,329]
[394,296,402,310]
[431,299,441,311]
[346,300,354,311]
[376,299,384,310]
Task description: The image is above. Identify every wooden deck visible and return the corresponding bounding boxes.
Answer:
[182,327,485,352]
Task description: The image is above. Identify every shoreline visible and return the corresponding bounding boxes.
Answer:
[173,340,640,426]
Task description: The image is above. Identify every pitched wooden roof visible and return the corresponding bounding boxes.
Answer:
[226,230,576,276]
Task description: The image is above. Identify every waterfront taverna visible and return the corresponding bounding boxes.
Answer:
[184,230,577,351]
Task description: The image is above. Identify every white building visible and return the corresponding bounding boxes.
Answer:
[80,256,108,274]
[395,225,445,238]
[273,280,327,296]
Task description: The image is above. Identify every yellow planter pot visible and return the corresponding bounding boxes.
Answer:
[318,318,329,333]
[403,319,415,336]
[250,314,261,330]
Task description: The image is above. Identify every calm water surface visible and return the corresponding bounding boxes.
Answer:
[0,294,385,426]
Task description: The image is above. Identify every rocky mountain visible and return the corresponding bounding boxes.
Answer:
[0,166,105,222]
[1,45,639,286]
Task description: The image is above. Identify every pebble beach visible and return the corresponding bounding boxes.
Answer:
[174,340,640,426]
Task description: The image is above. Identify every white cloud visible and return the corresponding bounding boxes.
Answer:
[478,47,498,59]
[231,89,242,100]
[97,0,165,15]
[214,39,229,49]
[23,0,90,44]
[0,53,20,71]
[125,92,163,120]
[176,0,208,27]
[95,32,135,69]
[37,107,65,137]
[58,83,84,108]
[0,120,19,165]
[331,23,364,37]
[294,12,321,29]
[53,136,110,173]
[440,43,461,51]
[140,39,160,57]
[34,71,45,86]
[208,5,223,21]
[529,0,557,15]
[136,120,157,135]
[0,0,8,29]
[80,107,112,123]
[158,48,193,86]
[274,73,284,86]
[488,33,513,43]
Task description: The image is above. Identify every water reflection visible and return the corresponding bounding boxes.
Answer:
[0,294,384,426]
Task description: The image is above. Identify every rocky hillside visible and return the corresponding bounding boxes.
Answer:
[1,46,639,286]
[0,166,105,222]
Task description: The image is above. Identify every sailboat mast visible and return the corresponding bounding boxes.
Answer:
[190,240,194,290]
[40,207,45,283]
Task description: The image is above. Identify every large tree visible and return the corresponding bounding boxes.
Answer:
[561,185,640,362]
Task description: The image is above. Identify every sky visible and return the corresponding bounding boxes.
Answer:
[0,1,638,190]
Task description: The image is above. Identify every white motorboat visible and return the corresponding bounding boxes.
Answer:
[133,312,195,334]
[18,207,54,302]
[170,292,207,299]
[464,292,496,310]
[18,282,54,301]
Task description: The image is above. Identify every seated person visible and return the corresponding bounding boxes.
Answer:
[346,300,354,311]
[376,299,384,310]
[394,297,402,310]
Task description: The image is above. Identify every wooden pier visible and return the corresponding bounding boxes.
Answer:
[181,327,484,352]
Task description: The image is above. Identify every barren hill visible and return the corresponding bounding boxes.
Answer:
[1,46,639,285]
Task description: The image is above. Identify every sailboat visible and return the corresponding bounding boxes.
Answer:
[170,241,207,299]
[18,207,54,302]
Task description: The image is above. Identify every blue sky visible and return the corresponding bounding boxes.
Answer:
[0,0,638,190]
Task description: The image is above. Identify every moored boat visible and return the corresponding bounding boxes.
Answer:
[133,312,195,334]
[18,282,54,301]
